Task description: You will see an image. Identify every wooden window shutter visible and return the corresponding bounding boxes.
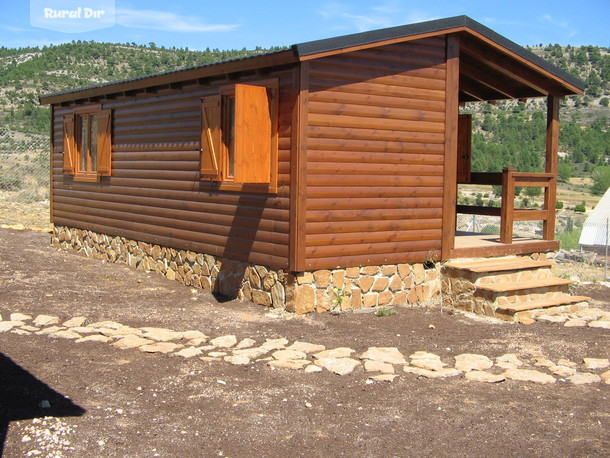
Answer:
[233,84,271,184]
[200,95,221,180]
[97,109,112,175]
[62,113,76,174]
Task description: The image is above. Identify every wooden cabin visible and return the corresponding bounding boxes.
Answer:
[40,16,586,314]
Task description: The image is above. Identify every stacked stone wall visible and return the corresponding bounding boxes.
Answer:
[52,225,442,314]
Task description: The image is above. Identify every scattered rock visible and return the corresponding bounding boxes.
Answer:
[68,326,97,334]
[141,328,184,342]
[588,320,610,329]
[583,358,610,370]
[304,365,323,373]
[209,335,238,348]
[313,347,355,359]
[11,329,31,335]
[235,338,257,349]
[503,368,556,384]
[465,371,505,383]
[557,358,577,368]
[224,355,251,365]
[600,370,610,384]
[454,354,493,372]
[139,342,183,354]
[75,335,112,344]
[496,353,523,367]
[403,366,461,378]
[112,335,154,350]
[364,360,395,374]
[62,316,87,327]
[568,373,602,385]
[272,349,307,361]
[20,325,40,332]
[360,347,407,365]
[0,322,15,333]
[533,357,555,367]
[232,347,270,359]
[185,338,207,346]
[182,330,208,341]
[10,313,32,322]
[99,327,143,337]
[268,359,310,370]
[411,358,447,371]
[36,326,65,335]
[286,341,326,354]
[260,338,289,350]
[315,357,360,375]
[564,319,587,327]
[174,347,202,358]
[33,314,60,327]
[208,351,228,358]
[409,351,440,360]
[50,330,81,339]
[88,321,126,329]
[536,315,568,324]
[368,374,398,382]
[549,365,577,377]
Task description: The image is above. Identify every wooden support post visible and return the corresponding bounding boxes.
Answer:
[441,34,460,260]
[543,95,560,241]
[500,167,515,244]
[289,63,309,271]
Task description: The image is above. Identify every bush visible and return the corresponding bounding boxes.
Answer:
[524,186,542,197]
[556,201,564,209]
[0,175,22,190]
[556,225,582,250]
[481,224,500,235]
[574,202,586,212]
[475,196,484,206]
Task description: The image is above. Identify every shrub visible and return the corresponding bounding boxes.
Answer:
[0,175,22,190]
[556,201,564,209]
[574,202,586,212]
[481,224,500,235]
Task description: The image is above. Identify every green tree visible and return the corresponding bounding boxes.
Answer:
[592,166,610,195]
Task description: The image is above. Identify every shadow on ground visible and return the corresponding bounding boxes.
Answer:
[0,352,85,454]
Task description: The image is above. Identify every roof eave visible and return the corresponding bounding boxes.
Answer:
[39,49,298,105]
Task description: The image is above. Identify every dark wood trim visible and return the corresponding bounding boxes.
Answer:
[40,51,298,105]
[441,34,459,259]
[49,104,55,224]
[289,63,309,271]
[544,94,560,240]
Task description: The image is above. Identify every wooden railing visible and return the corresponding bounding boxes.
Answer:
[457,167,556,244]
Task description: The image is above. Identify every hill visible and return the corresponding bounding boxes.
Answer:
[0,40,608,187]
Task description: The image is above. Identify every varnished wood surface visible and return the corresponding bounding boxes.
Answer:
[50,68,296,269]
[304,38,447,269]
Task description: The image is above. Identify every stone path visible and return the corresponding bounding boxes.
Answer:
[1,311,609,386]
[526,306,610,328]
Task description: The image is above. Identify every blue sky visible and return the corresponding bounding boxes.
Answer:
[1,0,608,51]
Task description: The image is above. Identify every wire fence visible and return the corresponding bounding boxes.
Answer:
[0,129,51,228]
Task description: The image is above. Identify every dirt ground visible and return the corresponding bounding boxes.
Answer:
[1,228,609,457]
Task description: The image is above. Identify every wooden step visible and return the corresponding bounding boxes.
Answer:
[476,277,573,293]
[445,258,553,273]
[497,295,591,313]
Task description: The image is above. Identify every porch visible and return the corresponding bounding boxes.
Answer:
[449,167,559,258]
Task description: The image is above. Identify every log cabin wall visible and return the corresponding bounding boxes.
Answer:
[50,66,297,270]
[304,37,448,270]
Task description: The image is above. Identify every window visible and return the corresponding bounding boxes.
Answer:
[200,79,278,191]
[63,105,112,181]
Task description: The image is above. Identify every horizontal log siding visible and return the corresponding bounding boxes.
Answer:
[51,69,296,269]
[305,37,447,269]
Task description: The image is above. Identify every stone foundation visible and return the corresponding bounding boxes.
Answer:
[52,225,441,314]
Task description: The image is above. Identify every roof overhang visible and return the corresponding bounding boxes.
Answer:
[294,15,585,102]
[40,15,585,105]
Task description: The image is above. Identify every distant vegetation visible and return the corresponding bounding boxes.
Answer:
[0,40,609,192]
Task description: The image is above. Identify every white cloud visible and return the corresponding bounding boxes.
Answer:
[318,2,436,33]
[115,8,239,33]
[541,14,577,38]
